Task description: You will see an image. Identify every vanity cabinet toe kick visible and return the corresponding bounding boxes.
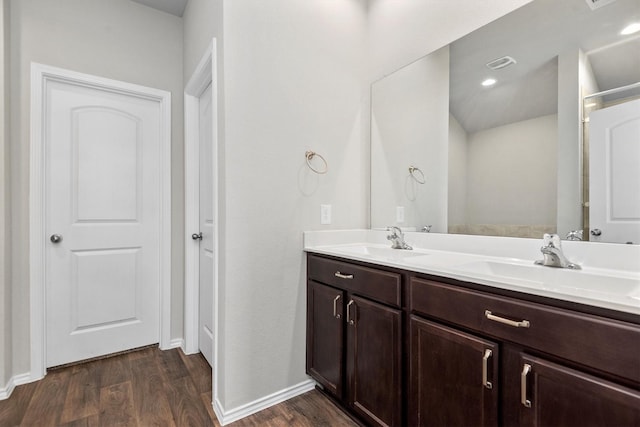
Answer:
[305,253,640,427]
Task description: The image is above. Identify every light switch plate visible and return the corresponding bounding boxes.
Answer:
[321,204,332,225]
[396,206,405,223]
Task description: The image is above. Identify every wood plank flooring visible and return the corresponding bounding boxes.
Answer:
[0,346,358,427]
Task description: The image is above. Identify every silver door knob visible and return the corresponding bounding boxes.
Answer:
[50,234,63,243]
[192,232,203,240]
[590,229,602,236]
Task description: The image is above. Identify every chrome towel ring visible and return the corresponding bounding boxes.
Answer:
[306,151,328,174]
[408,166,425,184]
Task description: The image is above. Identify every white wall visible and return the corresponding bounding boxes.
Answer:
[466,114,558,227]
[448,113,468,228]
[557,48,600,237]
[371,46,449,231]
[8,0,184,378]
[367,0,533,80]
[0,0,10,390]
[225,0,367,411]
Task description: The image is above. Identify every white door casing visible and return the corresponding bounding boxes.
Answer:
[184,38,219,415]
[30,63,171,377]
[198,82,215,366]
[589,98,640,244]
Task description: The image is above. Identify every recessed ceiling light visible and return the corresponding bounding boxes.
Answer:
[621,22,640,35]
[482,78,497,87]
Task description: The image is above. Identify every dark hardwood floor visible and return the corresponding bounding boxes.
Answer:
[0,346,357,426]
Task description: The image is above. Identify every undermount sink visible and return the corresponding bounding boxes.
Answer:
[452,260,640,301]
[329,244,428,261]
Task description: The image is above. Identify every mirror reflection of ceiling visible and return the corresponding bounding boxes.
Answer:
[450,0,640,134]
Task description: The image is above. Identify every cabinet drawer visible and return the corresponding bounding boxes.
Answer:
[410,278,640,383]
[308,254,402,307]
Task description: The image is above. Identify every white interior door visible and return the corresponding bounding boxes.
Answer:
[589,98,640,244]
[198,83,215,366]
[45,78,162,367]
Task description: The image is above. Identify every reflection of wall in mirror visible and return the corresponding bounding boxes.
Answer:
[371,46,449,231]
[448,114,557,238]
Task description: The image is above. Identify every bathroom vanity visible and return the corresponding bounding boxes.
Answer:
[304,231,640,427]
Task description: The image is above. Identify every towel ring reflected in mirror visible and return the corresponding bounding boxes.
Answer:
[408,166,425,184]
[305,150,328,174]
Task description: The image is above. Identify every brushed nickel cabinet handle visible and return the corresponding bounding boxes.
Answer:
[485,310,530,328]
[333,295,341,319]
[521,363,532,408]
[346,300,355,325]
[482,349,493,390]
[334,271,354,279]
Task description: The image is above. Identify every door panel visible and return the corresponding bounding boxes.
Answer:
[519,354,640,427]
[199,82,215,366]
[46,80,161,367]
[74,108,140,221]
[306,281,344,398]
[347,296,402,427]
[589,98,640,244]
[409,316,499,427]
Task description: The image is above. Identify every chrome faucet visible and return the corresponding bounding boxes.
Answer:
[387,226,413,250]
[534,233,581,269]
[565,230,583,241]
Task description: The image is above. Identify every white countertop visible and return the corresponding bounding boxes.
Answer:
[303,230,640,316]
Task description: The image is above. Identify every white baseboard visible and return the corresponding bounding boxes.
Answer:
[0,372,35,400]
[214,379,317,425]
[168,338,185,350]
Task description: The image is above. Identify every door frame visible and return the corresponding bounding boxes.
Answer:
[183,37,220,403]
[29,62,172,380]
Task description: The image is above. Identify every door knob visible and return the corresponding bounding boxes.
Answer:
[192,232,203,240]
[50,234,63,243]
[590,229,602,236]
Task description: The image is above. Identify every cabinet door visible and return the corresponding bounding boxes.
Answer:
[306,281,345,398]
[519,354,640,427]
[409,316,499,427]
[346,295,402,427]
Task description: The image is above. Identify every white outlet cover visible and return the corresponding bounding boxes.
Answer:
[396,206,405,223]
[321,204,332,225]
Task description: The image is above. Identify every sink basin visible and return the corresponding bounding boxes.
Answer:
[329,244,428,261]
[453,260,640,301]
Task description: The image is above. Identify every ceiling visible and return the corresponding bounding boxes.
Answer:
[449,0,640,134]
[130,0,188,17]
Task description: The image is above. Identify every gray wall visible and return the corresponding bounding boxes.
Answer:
[1,0,10,391]
[8,0,184,378]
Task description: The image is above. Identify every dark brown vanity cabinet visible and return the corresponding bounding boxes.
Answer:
[306,253,640,426]
[306,255,402,427]
[410,277,640,427]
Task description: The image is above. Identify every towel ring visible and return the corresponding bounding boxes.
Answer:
[306,151,328,174]
[409,166,425,184]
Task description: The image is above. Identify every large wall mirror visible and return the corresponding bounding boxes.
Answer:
[371,0,640,244]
